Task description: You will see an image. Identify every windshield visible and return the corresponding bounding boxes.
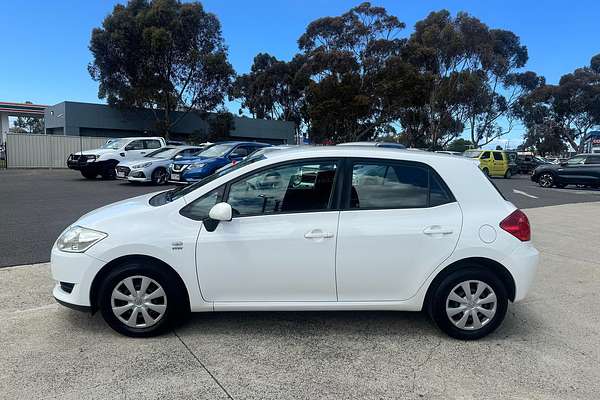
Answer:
[197,143,235,158]
[153,153,268,206]
[463,150,482,158]
[101,139,127,150]
[146,147,176,158]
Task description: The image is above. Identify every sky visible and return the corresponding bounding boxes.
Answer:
[1,0,599,147]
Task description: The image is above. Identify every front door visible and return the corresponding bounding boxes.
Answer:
[558,155,589,184]
[124,139,147,160]
[336,159,462,301]
[196,159,340,302]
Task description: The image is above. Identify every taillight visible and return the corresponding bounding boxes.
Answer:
[500,209,531,241]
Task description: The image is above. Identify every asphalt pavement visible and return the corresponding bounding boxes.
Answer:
[2,169,600,267]
[1,201,599,399]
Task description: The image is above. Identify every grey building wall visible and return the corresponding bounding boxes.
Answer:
[44,101,295,144]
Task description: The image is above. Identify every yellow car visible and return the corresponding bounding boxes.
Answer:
[463,150,511,178]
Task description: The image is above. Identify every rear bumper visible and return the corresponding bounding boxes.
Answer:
[501,242,540,302]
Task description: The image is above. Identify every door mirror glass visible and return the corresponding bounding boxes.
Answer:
[208,202,232,221]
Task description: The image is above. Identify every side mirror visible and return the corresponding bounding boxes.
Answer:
[204,202,232,232]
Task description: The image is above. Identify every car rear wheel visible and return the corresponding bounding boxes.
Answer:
[151,168,168,185]
[97,261,187,337]
[428,268,508,340]
[504,169,512,179]
[538,172,554,188]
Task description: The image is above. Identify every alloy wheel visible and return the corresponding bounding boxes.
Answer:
[445,280,497,330]
[110,275,167,328]
[155,169,168,185]
[539,173,554,188]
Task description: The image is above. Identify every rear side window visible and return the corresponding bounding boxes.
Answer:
[493,152,504,161]
[145,140,162,149]
[349,161,453,209]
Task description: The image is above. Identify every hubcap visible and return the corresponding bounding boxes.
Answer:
[156,170,167,184]
[111,275,167,328]
[446,280,497,331]
[539,174,553,187]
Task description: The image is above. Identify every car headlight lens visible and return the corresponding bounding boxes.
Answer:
[132,162,152,168]
[190,162,206,169]
[56,226,107,253]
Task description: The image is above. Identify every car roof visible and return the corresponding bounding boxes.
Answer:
[258,145,477,165]
[212,141,271,146]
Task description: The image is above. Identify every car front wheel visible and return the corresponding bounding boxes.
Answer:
[429,268,508,340]
[538,172,555,188]
[151,168,168,185]
[97,261,187,337]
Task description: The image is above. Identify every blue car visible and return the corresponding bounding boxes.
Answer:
[169,141,271,183]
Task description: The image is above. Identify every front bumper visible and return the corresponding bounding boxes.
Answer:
[50,246,106,309]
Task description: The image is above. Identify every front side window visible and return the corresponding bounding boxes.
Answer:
[180,186,224,220]
[350,161,452,209]
[585,155,600,164]
[567,156,586,166]
[227,161,338,217]
[126,140,144,151]
[480,151,491,160]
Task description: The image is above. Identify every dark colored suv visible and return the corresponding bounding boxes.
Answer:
[531,154,600,188]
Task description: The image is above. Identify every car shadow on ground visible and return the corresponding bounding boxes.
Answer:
[58,306,538,341]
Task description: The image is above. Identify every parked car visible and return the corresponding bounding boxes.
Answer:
[169,141,271,183]
[517,154,548,175]
[115,145,206,185]
[51,147,538,340]
[531,154,600,188]
[338,141,407,149]
[463,149,512,178]
[67,137,166,179]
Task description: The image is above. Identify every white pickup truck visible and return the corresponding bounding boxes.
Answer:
[67,137,166,179]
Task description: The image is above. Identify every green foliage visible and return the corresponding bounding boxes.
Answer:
[518,53,600,152]
[12,116,44,134]
[446,138,473,152]
[88,0,234,138]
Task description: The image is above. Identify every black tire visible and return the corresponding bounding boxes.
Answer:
[538,172,555,188]
[97,260,188,337]
[81,170,97,179]
[151,167,168,185]
[428,268,508,340]
[100,162,118,180]
[482,167,490,177]
[504,169,512,179]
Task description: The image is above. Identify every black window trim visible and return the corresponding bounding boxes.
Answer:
[340,157,456,211]
[220,157,345,219]
[179,185,225,221]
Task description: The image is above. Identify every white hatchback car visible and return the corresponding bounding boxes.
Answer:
[51,146,539,339]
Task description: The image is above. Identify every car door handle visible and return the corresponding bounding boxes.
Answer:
[304,230,334,239]
[140,151,146,154]
[423,226,454,235]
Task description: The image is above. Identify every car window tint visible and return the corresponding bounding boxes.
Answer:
[227,161,337,216]
[351,163,428,209]
[126,140,144,150]
[480,152,490,159]
[585,156,600,164]
[567,156,586,165]
[493,152,504,161]
[180,186,224,221]
[429,172,452,207]
[230,146,250,158]
[145,140,161,149]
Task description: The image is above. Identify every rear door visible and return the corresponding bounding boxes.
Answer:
[335,159,462,301]
[557,155,588,184]
[492,151,505,176]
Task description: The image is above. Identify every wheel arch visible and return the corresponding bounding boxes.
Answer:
[89,254,191,313]
[423,257,516,311]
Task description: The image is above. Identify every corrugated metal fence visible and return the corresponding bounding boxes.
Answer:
[6,134,110,168]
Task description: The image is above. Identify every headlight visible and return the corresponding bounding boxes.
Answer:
[132,162,152,169]
[190,162,206,169]
[169,163,174,170]
[56,226,107,253]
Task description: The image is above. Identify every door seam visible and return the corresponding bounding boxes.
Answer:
[334,211,341,301]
